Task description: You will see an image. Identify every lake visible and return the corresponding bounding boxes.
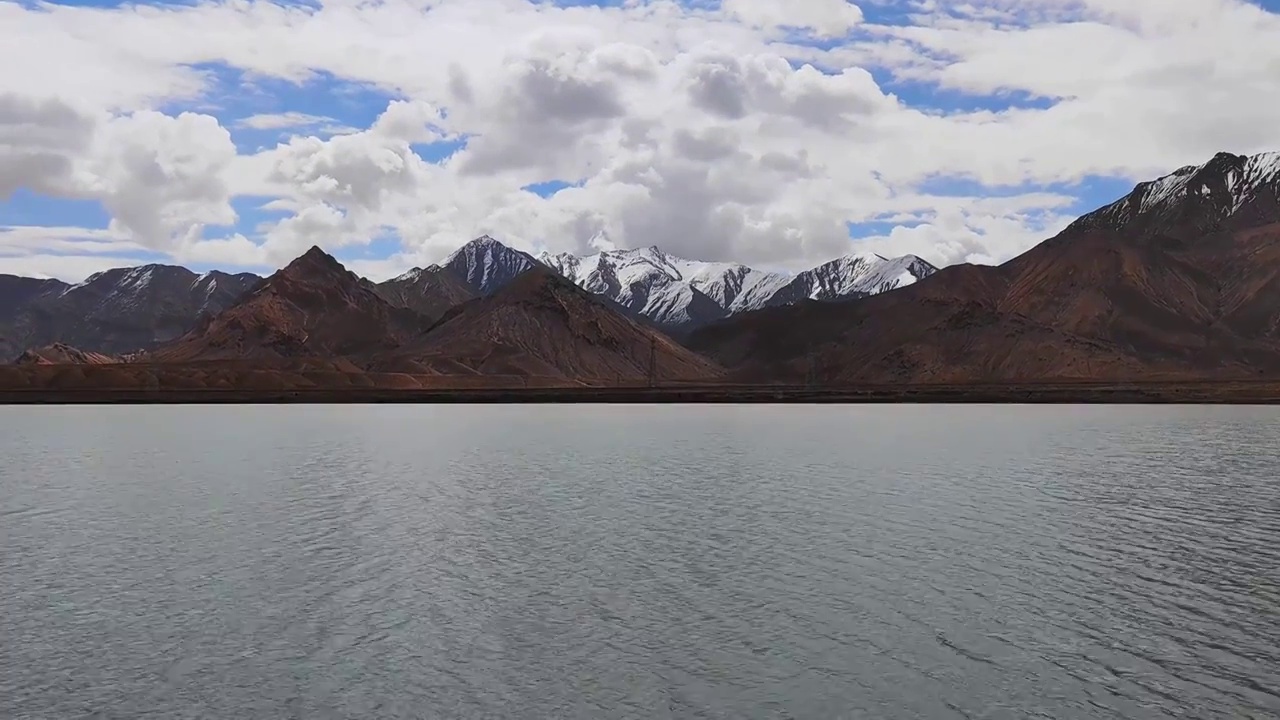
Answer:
[2,405,1278,719]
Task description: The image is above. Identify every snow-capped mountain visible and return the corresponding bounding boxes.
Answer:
[1070,151,1280,238]
[764,253,938,307]
[700,264,794,314]
[539,246,754,327]
[444,235,543,295]
[540,244,936,327]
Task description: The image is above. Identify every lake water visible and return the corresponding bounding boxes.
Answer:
[1,405,1278,719]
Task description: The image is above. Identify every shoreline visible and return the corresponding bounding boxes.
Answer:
[4,381,1280,405]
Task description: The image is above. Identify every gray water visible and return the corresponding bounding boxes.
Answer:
[1,406,1278,720]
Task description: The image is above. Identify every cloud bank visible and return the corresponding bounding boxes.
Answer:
[1,0,1278,281]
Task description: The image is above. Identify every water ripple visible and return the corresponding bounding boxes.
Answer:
[1,404,1278,719]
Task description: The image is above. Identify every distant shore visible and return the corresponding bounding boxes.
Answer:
[4,381,1280,405]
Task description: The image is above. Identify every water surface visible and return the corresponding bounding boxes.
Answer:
[2,405,1278,719]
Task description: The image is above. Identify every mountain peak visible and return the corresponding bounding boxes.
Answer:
[446,235,513,262]
[466,234,502,249]
[1068,150,1280,239]
[392,267,424,282]
[764,251,937,306]
[443,234,541,295]
[279,246,348,280]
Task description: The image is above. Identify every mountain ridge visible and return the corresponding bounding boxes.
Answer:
[687,150,1280,383]
[538,244,936,329]
[3,237,938,358]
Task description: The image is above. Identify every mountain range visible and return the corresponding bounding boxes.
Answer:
[3,149,1280,392]
[0,267,260,360]
[0,236,933,358]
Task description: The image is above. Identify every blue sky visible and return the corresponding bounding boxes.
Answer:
[3,0,1277,277]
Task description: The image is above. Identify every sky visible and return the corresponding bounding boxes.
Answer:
[1,0,1279,282]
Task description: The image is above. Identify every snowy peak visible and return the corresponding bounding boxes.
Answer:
[1070,151,1280,238]
[537,251,582,282]
[692,263,791,314]
[536,243,935,327]
[541,246,739,327]
[766,252,937,307]
[444,235,541,295]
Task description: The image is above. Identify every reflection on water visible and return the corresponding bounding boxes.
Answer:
[2,405,1278,719]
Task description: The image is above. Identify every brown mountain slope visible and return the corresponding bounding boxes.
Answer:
[373,267,723,384]
[149,247,432,363]
[371,264,477,322]
[687,151,1280,383]
[686,264,1153,383]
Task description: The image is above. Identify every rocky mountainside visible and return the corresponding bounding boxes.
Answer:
[373,267,723,384]
[0,266,260,360]
[443,235,543,295]
[372,264,477,322]
[688,150,1280,383]
[148,247,431,363]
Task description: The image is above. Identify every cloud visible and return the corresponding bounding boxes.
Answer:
[235,112,336,130]
[1,95,238,255]
[88,110,239,249]
[0,0,1278,281]
[0,225,154,282]
[721,0,864,38]
[0,95,96,199]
